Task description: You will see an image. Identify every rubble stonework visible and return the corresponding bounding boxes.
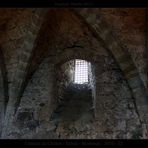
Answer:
[0,8,148,139]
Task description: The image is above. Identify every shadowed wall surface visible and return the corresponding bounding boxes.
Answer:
[0,8,148,139]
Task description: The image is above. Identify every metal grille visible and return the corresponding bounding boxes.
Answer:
[74,59,89,84]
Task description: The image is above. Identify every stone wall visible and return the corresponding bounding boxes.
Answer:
[61,60,75,86]
[100,8,146,87]
[0,8,147,139]
[94,54,142,138]
[2,58,56,138]
[88,63,96,110]
[0,70,4,137]
[55,60,75,104]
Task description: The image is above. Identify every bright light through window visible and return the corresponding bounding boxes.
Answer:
[74,59,89,84]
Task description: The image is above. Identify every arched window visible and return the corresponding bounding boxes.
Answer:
[54,58,95,118]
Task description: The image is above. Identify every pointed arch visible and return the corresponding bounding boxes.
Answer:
[72,8,148,126]
[13,9,148,129]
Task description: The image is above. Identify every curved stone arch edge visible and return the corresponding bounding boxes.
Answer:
[7,9,148,132]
